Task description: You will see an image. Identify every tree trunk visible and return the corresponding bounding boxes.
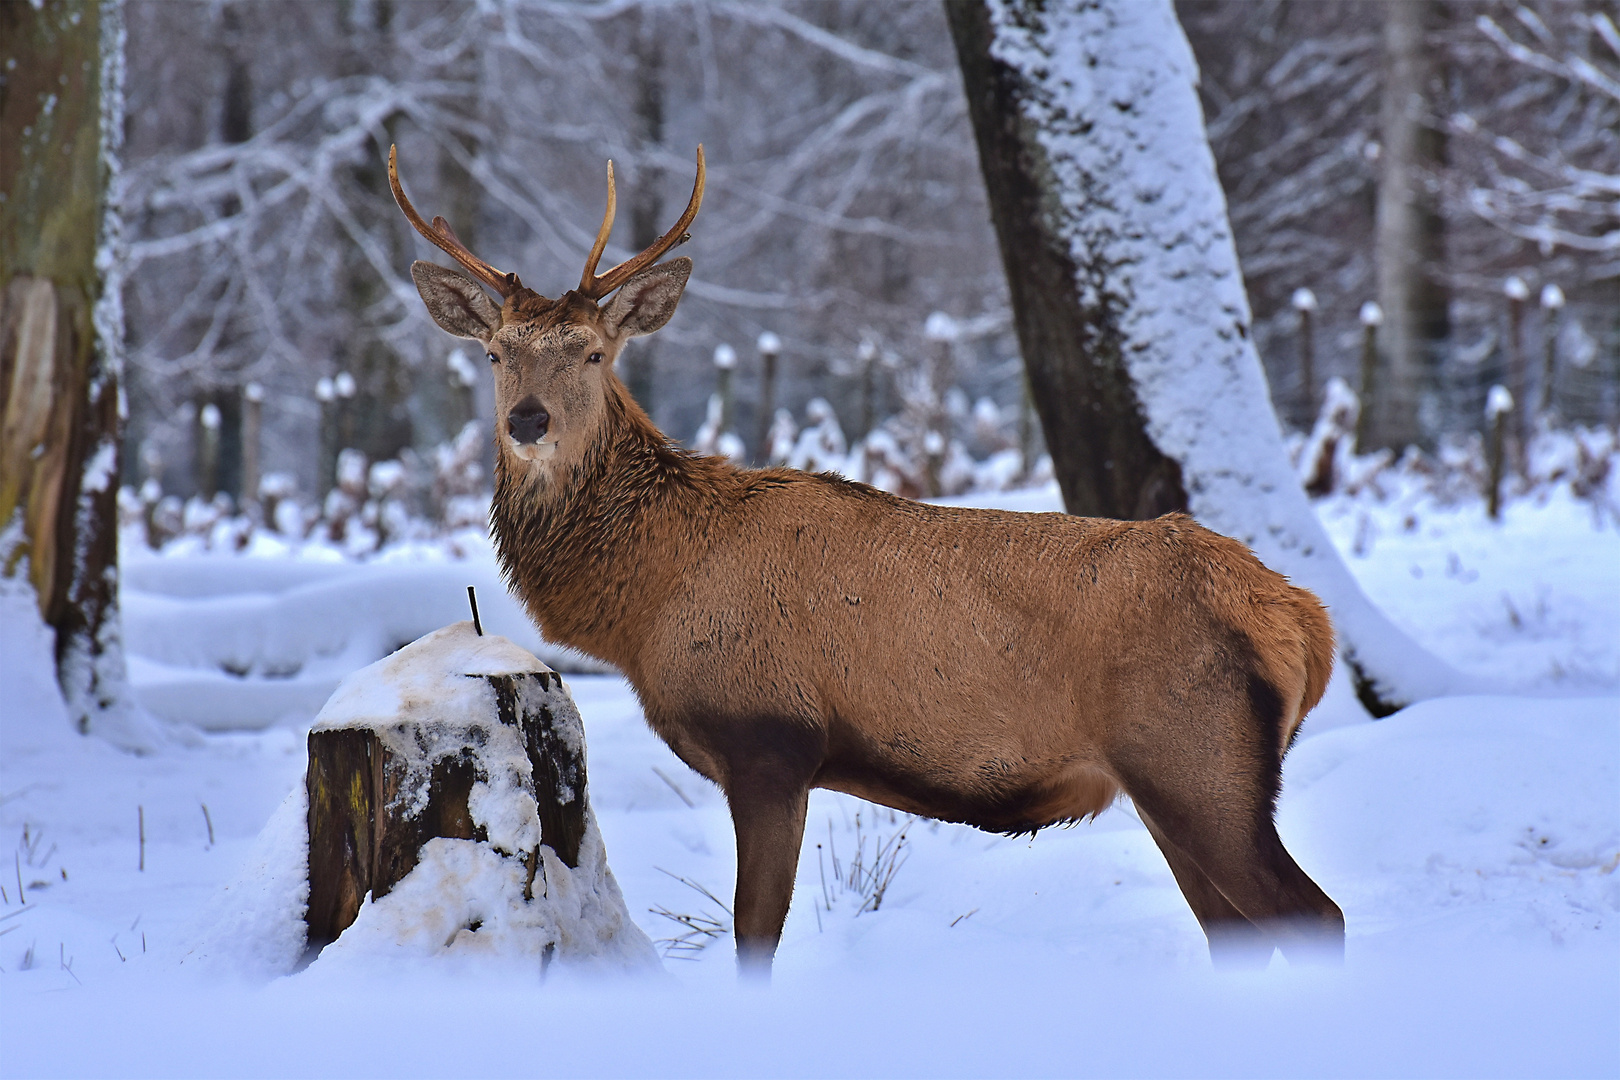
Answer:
[306,662,587,950]
[1368,0,1449,452]
[1,0,157,747]
[947,1,1186,521]
[946,0,1475,714]
[621,9,666,418]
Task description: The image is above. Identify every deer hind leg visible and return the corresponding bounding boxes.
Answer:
[1124,769,1342,963]
[1135,808,1272,968]
[1111,684,1344,963]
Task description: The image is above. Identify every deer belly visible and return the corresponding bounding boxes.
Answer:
[815,710,1118,834]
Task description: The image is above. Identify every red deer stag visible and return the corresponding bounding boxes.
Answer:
[389,145,1344,975]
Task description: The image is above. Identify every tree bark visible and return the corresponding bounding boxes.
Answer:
[1368,0,1449,452]
[621,9,667,418]
[1,0,156,746]
[947,0,1186,521]
[946,0,1476,714]
[306,668,587,950]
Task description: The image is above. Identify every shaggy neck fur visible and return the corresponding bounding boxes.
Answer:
[489,375,765,675]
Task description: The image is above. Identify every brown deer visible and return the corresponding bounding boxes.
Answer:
[389,145,1345,975]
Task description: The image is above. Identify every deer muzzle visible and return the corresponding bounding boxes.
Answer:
[507,395,551,446]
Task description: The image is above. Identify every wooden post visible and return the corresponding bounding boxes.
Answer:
[1538,283,1564,422]
[241,381,263,510]
[755,332,780,464]
[714,343,737,436]
[857,339,879,441]
[315,376,336,499]
[305,630,589,951]
[196,400,221,501]
[1503,275,1529,464]
[1356,301,1383,451]
[1485,385,1512,521]
[1292,287,1318,425]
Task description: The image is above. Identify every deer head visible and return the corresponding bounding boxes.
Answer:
[390,145,705,475]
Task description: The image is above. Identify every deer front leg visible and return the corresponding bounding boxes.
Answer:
[717,716,821,978]
[727,778,810,978]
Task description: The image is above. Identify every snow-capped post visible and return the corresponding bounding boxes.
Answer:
[1291,288,1318,423]
[948,0,1478,713]
[241,382,264,511]
[714,343,737,436]
[922,311,961,497]
[334,370,358,459]
[304,623,591,951]
[755,332,782,464]
[857,338,880,440]
[315,376,337,498]
[1538,283,1564,421]
[1355,301,1383,451]
[1503,275,1529,459]
[1485,385,1513,521]
[196,400,222,501]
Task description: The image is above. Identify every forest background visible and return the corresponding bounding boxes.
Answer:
[110,0,1618,518]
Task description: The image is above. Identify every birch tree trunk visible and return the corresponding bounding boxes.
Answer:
[946,0,1477,714]
[1,0,159,747]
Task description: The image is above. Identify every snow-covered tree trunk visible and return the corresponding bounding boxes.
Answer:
[1,0,157,747]
[947,0,1476,713]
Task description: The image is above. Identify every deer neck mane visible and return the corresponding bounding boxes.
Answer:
[489,375,734,668]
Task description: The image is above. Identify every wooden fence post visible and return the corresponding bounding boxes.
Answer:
[1486,385,1513,521]
[755,332,781,464]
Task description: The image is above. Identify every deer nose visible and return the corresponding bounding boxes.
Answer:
[507,396,550,444]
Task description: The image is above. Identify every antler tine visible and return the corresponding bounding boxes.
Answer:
[388,144,518,299]
[578,160,618,294]
[579,146,706,300]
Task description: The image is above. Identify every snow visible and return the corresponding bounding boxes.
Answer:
[119,546,606,731]
[2,474,1615,1075]
[1487,384,1515,419]
[1314,483,1618,691]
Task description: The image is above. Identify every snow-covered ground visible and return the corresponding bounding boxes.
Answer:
[2,481,1616,1078]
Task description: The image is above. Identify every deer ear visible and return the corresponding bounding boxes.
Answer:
[411,261,501,341]
[602,257,691,339]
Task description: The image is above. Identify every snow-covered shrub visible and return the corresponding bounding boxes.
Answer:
[690,394,746,463]
[766,407,798,466]
[1298,377,1360,497]
[787,398,847,474]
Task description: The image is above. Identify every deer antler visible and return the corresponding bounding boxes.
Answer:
[389,144,522,299]
[578,146,705,300]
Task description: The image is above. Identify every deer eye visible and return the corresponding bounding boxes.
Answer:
[587,352,603,364]
[486,351,499,364]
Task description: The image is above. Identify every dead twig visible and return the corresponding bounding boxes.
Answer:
[650,767,696,808]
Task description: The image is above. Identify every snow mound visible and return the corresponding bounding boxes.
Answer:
[1280,694,1620,954]
[183,624,659,980]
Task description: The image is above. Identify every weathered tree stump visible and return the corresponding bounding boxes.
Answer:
[305,623,589,951]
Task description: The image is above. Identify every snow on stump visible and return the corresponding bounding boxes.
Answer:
[297,621,656,971]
